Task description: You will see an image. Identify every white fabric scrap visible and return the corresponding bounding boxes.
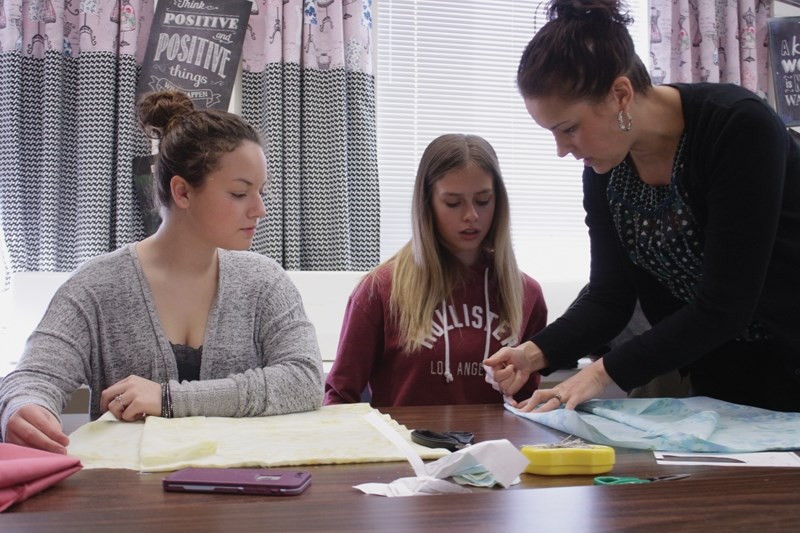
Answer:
[355,411,528,496]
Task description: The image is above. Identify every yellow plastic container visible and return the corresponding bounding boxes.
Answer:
[520,444,615,476]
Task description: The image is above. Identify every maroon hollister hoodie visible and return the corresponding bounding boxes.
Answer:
[324,262,547,406]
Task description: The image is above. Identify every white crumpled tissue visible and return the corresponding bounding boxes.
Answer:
[354,411,529,497]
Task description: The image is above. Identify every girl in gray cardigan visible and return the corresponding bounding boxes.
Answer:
[0,91,324,453]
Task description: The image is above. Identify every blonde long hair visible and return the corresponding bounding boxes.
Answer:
[375,134,524,352]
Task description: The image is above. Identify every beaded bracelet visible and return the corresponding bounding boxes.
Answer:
[160,382,173,418]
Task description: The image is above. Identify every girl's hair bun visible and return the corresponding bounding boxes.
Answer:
[136,90,196,140]
[549,0,632,26]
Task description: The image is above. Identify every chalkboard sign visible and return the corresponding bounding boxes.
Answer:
[136,0,252,109]
[768,17,800,126]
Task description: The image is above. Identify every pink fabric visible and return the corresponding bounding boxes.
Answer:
[0,443,82,512]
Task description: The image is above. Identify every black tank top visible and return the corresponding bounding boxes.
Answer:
[170,343,202,382]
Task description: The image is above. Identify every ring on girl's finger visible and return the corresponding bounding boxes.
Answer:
[115,394,125,409]
[553,393,563,404]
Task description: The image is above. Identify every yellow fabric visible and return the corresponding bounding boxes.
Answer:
[66,414,144,470]
[67,404,449,472]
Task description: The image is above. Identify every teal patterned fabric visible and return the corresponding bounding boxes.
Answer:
[508,397,800,452]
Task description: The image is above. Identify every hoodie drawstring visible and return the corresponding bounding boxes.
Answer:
[482,267,491,360]
[441,299,453,383]
[442,267,491,383]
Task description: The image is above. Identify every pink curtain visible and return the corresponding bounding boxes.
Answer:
[236,0,379,270]
[0,1,154,279]
[649,0,770,98]
[241,0,372,72]
[1,0,152,59]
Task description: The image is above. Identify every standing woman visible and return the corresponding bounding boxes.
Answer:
[485,0,800,412]
[0,91,324,453]
[325,134,547,406]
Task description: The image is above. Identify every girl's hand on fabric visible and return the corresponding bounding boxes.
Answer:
[516,359,614,413]
[6,404,70,454]
[100,375,162,422]
[483,341,546,397]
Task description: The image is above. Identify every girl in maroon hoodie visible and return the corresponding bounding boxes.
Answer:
[324,134,547,406]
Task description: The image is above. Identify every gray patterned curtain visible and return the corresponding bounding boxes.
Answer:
[0,222,8,287]
[649,0,770,97]
[0,0,154,284]
[240,0,379,270]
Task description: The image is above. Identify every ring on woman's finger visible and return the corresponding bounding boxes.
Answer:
[115,394,125,409]
[553,393,563,405]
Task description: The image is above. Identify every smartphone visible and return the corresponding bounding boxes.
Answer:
[162,468,312,496]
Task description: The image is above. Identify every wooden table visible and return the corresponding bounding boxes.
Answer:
[3,404,799,531]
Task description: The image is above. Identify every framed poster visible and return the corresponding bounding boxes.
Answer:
[768,17,800,126]
[136,0,252,109]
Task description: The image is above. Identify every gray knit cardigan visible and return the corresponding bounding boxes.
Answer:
[0,244,324,439]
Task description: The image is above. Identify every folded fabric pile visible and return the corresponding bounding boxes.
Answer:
[508,396,800,452]
[1,443,83,512]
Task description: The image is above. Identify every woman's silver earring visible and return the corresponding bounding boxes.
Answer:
[617,110,632,132]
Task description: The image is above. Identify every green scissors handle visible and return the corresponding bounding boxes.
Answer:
[594,476,650,485]
[594,474,691,485]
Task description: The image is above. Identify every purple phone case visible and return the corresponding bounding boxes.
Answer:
[162,468,312,495]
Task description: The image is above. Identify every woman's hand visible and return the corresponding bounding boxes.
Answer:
[516,358,613,413]
[6,404,70,454]
[483,341,548,399]
[100,375,162,422]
